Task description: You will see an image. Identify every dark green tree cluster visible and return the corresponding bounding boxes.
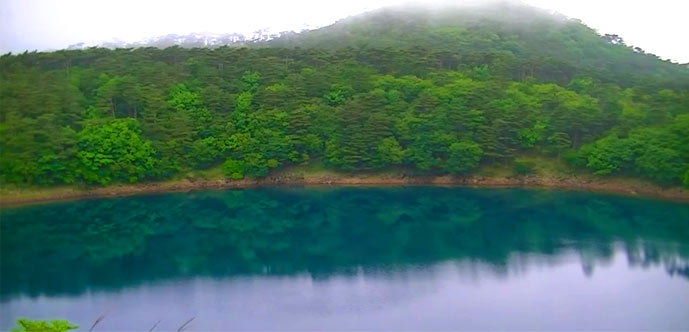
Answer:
[570,115,689,185]
[1,3,688,187]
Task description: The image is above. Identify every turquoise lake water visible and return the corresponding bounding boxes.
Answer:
[1,187,689,330]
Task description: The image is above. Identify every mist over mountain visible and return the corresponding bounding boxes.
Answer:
[65,1,686,85]
[63,2,668,59]
[1,2,688,190]
[264,2,688,87]
[68,30,281,50]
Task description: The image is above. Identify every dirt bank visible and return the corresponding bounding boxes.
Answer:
[2,173,688,207]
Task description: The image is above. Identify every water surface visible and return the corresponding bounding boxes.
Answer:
[2,187,689,330]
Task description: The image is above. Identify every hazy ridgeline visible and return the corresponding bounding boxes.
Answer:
[1,3,688,188]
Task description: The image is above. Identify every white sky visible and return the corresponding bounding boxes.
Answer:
[1,0,687,62]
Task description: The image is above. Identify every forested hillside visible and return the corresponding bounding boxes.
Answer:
[1,3,688,188]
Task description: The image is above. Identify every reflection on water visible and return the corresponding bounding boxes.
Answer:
[1,187,689,330]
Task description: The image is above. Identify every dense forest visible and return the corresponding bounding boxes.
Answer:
[1,3,688,188]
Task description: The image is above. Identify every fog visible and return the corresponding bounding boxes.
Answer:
[1,0,687,62]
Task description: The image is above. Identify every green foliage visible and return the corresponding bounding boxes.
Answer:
[633,145,683,184]
[242,153,277,178]
[580,135,635,176]
[323,84,350,106]
[189,137,224,168]
[1,3,688,187]
[168,83,203,111]
[513,159,535,175]
[75,119,156,184]
[222,159,245,180]
[373,137,405,168]
[11,319,78,332]
[167,84,212,138]
[240,71,261,93]
[517,123,546,148]
[445,141,483,174]
[572,119,688,184]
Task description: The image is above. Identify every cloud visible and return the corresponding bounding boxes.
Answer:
[1,0,687,62]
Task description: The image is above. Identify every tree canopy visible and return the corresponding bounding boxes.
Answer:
[1,3,688,188]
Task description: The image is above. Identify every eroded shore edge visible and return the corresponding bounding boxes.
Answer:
[2,174,689,208]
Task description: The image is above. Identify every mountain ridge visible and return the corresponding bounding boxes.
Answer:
[48,2,687,90]
[1,2,688,191]
[53,2,680,65]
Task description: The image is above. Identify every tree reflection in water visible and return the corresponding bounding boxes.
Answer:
[2,187,688,299]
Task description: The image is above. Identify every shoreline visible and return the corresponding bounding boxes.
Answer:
[2,174,689,207]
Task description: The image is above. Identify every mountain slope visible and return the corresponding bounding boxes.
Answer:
[1,3,688,190]
[268,2,687,89]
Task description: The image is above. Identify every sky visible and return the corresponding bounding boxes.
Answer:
[1,0,687,63]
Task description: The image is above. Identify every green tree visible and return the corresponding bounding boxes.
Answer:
[1,6,688,189]
[445,141,483,174]
[580,135,634,176]
[373,137,405,168]
[75,119,155,184]
[222,159,246,180]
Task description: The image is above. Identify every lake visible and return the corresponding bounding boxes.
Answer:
[1,187,689,330]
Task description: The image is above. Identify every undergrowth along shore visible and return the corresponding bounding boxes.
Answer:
[2,170,688,207]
